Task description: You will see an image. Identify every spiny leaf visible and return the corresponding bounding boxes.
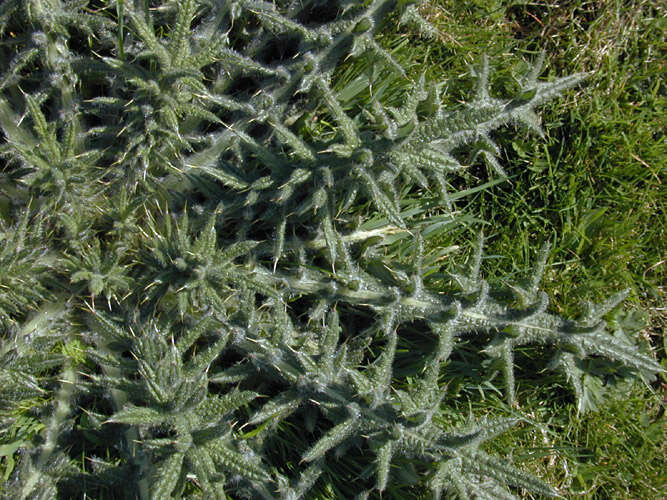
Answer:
[355,167,404,228]
[302,412,360,463]
[220,240,260,262]
[247,389,302,426]
[169,0,197,64]
[462,450,558,497]
[127,7,171,69]
[206,440,270,482]
[376,439,393,492]
[150,452,184,499]
[108,405,170,426]
[197,390,258,421]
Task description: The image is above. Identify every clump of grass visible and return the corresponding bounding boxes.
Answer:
[355,0,666,496]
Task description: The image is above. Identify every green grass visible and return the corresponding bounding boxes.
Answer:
[447,383,665,499]
[433,2,666,497]
[331,1,666,497]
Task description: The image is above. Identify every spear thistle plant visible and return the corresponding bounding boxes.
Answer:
[0,1,662,498]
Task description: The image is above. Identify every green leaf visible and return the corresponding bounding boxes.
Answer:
[196,390,258,421]
[463,450,558,497]
[302,414,360,463]
[247,389,302,425]
[150,452,185,499]
[108,405,170,426]
[376,439,393,492]
[206,440,270,482]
